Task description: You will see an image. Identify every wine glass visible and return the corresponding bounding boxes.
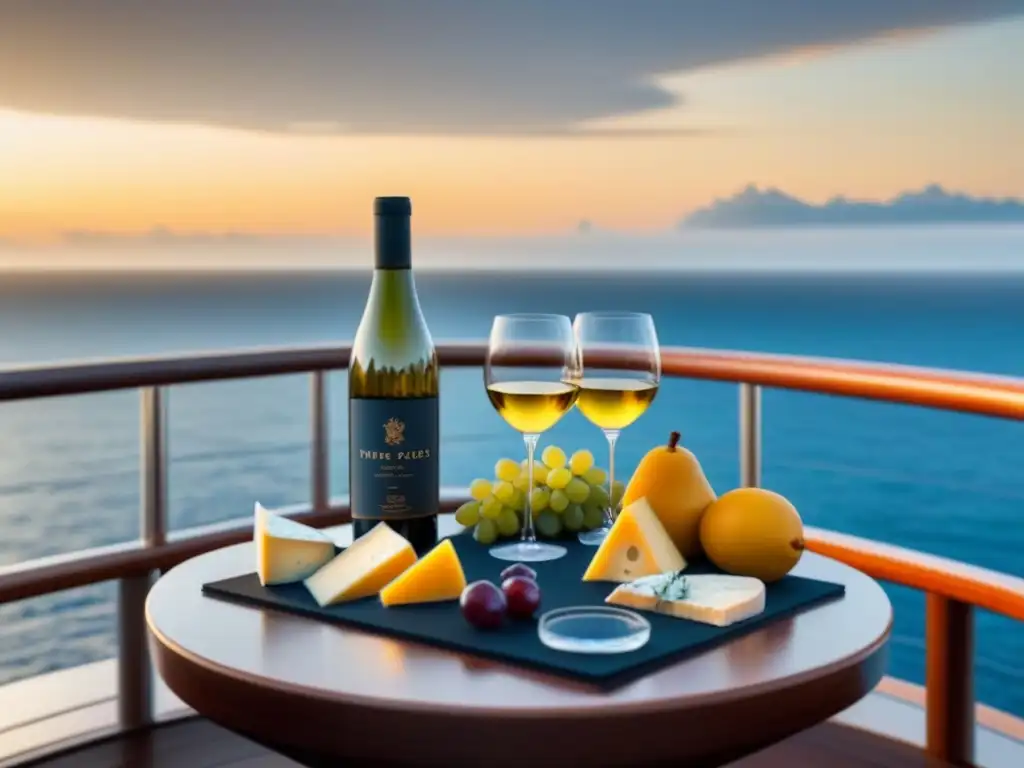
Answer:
[484,314,581,562]
[572,312,661,546]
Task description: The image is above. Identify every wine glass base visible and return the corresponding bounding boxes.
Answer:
[578,525,612,546]
[490,540,567,562]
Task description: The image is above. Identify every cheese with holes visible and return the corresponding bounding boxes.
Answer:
[304,522,417,606]
[607,573,766,627]
[379,539,467,607]
[582,497,686,582]
[254,502,336,586]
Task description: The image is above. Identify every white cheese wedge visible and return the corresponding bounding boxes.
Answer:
[606,573,766,627]
[303,522,417,607]
[254,502,336,586]
[582,497,686,583]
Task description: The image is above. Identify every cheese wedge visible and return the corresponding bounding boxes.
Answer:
[254,502,336,586]
[379,539,467,607]
[303,522,417,607]
[582,497,686,582]
[607,573,766,627]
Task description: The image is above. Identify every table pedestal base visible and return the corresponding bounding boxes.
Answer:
[242,731,412,768]
[241,729,772,768]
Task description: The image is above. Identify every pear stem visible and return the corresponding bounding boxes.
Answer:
[668,431,681,451]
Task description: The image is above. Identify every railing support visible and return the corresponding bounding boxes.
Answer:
[119,386,168,730]
[117,575,153,730]
[311,371,330,514]
[140,387,169,551]
[739,383,762,488]
[925,594,975,766]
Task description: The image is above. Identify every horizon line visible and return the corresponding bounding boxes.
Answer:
[4,260,1024,276]
[4,182,1023,246]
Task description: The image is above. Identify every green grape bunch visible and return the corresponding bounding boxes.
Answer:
[455,446,627,544]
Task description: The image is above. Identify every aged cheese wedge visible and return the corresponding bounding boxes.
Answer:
[379,539,467,607]
[304,522,417,607]
[582,497,686,583]
[606,573,766,627]
[254,502,336,586]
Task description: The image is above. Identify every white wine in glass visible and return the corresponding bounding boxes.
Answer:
[487,381,580,435]
[574,379,659,430]
[485,314,581,562]
[572,312,661,546]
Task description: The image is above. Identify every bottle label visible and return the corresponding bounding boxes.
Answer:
[349,397,439,520]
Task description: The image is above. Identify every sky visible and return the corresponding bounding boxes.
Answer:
[0,1,1022,247]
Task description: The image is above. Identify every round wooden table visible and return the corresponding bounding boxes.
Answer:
[148,516,892,768]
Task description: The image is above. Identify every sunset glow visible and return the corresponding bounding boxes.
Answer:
[1,12,1021,246]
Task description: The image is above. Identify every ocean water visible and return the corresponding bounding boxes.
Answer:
[0,260,1023,715]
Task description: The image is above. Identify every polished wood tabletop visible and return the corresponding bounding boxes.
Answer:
[147,516,893,768]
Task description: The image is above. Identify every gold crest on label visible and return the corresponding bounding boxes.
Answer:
[383,417,405,446]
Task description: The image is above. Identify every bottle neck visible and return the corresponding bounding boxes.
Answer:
[367,268,416,305]
[375,214,411,270]
[364,267,423,337]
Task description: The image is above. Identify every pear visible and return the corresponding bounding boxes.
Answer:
[699,488,805,583]
[622,431,716,558]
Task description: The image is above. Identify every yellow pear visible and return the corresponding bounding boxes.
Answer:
[622,431,716,559]
[699,487,805,583]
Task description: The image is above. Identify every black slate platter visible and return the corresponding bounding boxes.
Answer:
[202,531,845,690]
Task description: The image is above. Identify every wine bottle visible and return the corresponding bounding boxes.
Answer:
[349,197,439,555]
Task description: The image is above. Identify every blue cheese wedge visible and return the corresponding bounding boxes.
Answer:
[605,573,766,627]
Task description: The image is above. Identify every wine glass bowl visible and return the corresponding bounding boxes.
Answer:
[571,312,661,546]
[484,314,581,562]
[485,380,579,434]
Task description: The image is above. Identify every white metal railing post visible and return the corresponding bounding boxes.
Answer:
[739,383,762,488]
[311,371,330,514]
[118,386,167,730]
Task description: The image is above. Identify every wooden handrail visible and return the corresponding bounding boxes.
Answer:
[3,342,1024,419]
[657,348,1024,420]
[805,527,1024,622]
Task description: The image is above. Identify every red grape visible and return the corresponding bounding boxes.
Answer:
[501,576,541,620]
[460,581,507,630]
[500,563,538,582]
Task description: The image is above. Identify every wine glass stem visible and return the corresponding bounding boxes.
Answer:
[522,433,540,544]
[604,428,620,527]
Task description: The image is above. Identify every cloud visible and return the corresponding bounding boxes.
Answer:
[682,184,1024,228]
[0,1,1020,135]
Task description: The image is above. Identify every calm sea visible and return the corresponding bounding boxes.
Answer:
[0,251,1023,713]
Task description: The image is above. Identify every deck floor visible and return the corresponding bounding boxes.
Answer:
[17,717,954,768]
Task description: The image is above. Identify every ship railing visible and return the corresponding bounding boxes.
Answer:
[1,342,1023,766]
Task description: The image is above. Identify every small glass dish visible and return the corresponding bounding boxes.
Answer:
[538,606,651,654]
